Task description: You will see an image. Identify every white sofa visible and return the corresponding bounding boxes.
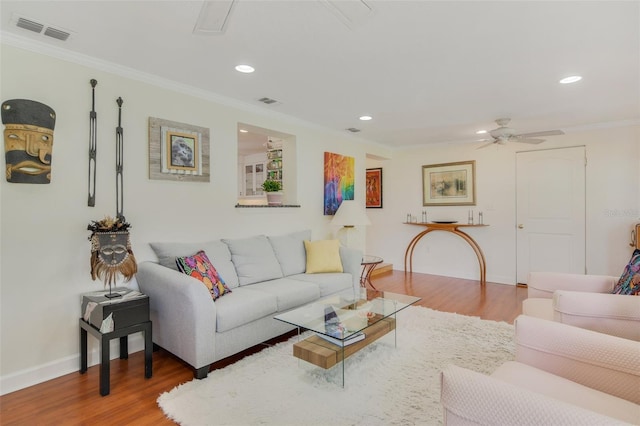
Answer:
[441,315,640,425]
[523,271,640,341]
[136,230,362,378]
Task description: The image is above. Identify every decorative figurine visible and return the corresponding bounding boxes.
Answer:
[88,216,137,298]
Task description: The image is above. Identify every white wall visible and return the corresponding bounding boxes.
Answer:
[2,40,638,395]
[0,44,387,393]
[366,125,640,284]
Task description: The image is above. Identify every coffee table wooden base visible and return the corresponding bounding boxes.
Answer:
[293,317,396,369]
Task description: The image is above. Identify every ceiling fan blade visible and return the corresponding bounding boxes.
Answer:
[476,141,496,149]
[517,129,564,138]
[515,138,545,144]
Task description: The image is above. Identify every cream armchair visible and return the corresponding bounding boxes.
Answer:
[522,271,640,341]
[440,315,640,425]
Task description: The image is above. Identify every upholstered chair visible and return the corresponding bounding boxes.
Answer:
[522,271,640,341]
[440,315,640,425]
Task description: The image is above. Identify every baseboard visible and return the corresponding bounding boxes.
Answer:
[0,333,145,396]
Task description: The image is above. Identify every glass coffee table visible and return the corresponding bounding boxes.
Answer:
[274,288,421,386]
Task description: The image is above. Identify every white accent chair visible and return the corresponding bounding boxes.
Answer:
[440,315,640,425]
[522,271,640,341]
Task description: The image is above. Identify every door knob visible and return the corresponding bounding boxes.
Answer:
[518,224,524,229]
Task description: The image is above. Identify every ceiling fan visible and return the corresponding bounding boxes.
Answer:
[477,118,564,149]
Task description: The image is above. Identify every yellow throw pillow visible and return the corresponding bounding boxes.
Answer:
[304,240,343,273]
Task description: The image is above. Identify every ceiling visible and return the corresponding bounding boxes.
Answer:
[1,1,638,150]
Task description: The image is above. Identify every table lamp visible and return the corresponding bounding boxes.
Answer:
[331,200,371,248]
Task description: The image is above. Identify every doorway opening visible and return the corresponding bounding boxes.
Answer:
[237,123,297,206]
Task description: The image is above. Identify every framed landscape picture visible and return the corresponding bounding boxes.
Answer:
[422,160,476,206]
[366,168,383,208]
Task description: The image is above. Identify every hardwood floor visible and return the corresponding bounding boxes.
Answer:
[0,271,526,425]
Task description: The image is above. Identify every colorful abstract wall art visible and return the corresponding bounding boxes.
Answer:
[324,152,354,215]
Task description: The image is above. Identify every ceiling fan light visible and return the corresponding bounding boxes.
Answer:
[359,115,372,121]
[559,75,582,84]
[476,130,487,134]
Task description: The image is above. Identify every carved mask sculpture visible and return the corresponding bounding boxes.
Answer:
[2,99,56,184]
[88,217,137,288]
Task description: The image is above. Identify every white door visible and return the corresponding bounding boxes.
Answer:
[516,147,586,284]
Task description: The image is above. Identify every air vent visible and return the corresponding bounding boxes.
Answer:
[258,97,278,105]
[346,128,361,133]
[193,0,236,34]
[44,27,70,41]
[16,17,44,34]
[12,14,73,42]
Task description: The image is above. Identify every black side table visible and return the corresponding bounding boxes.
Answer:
[79,289,152,396]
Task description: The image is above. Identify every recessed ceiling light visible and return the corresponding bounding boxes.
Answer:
[476,130,487,134]
[235,64,255,73]
[559,75,582,84]
[239,129,248,133]
[359,115,372,121]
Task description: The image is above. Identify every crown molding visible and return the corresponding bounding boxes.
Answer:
[396,118,640,151]
[561,119,640,133]
[0,31,271,112]
[0,30,376,148]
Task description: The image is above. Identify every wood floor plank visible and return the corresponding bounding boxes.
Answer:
[0,272,526,425]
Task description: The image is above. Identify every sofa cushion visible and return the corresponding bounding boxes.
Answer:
[268,230,311,276]
[149,240,239,288]
[213,287,278,333]
[222,235,284,285]
[304,240,343,273]
[522,298,554,320]
[288,272,353,296]
[492,361,639,424]
[612,249,640,295]
[175,250,231,301]
[246,278,320,312]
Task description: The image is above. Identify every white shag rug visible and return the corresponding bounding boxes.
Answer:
[158,306,515,426]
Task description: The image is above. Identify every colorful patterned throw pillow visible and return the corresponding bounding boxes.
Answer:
[176,250,231,300]
[612,249,640,296]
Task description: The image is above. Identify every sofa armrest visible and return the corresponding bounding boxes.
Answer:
[136,261,217,370]
[339,246,363,291]
[527,272,618,298]
[440,365,624,426]
[514,315,640,404]
[553,290,640,341]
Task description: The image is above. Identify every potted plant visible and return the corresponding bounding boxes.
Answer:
[262,179,283,206]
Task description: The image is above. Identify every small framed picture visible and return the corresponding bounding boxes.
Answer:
[166,131,198,172]
[422,161,476,206]
[148,117,210,182]
[366,168,383,208]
